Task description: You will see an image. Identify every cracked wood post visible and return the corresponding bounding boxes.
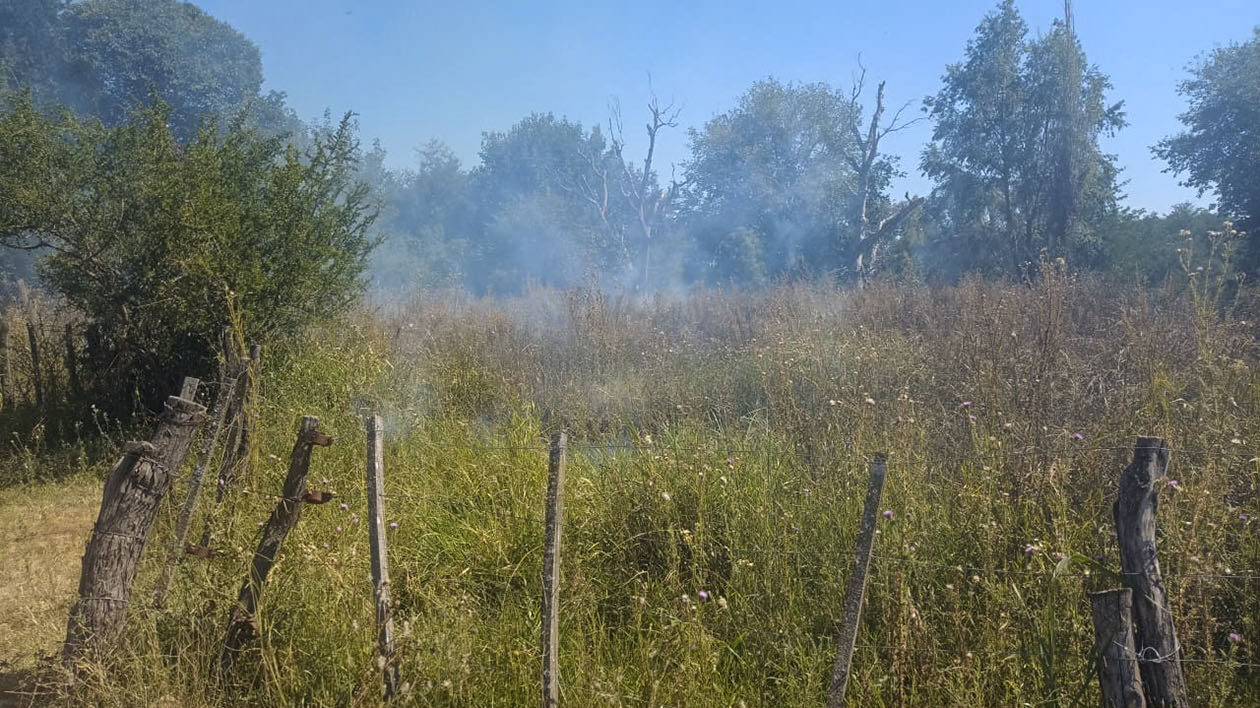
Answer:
[826,453,888,708]
[219,415,332,675]
[1089,588,1147,708]
[152,370,243,608]
[366,414,399,699]
[62,391,206,669]
[541,432,566,708]
[1115,437,1188,708]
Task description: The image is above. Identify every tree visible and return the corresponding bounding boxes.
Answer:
[1154,27,1260,268]
[921,0,1125,277]
[845,70,925,285]
[0,0,67,96]
[470,113,621,292]
[603,95,688,291]
[0,93,376,413]
[683,79,867,283]
[61,0,264,140]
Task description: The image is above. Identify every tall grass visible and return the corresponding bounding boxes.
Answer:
[9,271,1260,706]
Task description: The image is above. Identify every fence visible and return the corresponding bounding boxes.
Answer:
[50,369,1259,706]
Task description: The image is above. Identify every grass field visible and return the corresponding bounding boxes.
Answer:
[1,273,1257,706]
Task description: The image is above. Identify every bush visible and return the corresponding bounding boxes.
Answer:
[0,92,377,414]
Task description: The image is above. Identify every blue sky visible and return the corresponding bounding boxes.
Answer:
[196,0,1258,213]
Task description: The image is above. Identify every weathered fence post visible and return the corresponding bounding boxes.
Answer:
[153,370,244,608]
[1115,437,1188,708]
[541,432,566,708]
[179,376,199,401]
[63,323,82,402]
[366,414,399,699]
[0,318,10,407]
[219,415,332,675]
[826,453,888,708]
[27,320,42,409]
[1089,588,1147,708]
[62,390,206,669]
[200,343,260,548]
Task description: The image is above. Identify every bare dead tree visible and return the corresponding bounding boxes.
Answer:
[607,93,690,292]
[845,65,925,286]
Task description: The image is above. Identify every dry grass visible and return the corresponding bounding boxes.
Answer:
[0,269,1258,706]
[0,474,100,707]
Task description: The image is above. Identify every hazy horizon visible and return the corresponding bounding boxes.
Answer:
[195,0,1259,215]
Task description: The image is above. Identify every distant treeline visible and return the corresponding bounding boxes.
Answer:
[0,0,1258,410]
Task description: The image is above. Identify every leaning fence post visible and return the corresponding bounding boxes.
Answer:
[1115,437,1188,708]
[541,432,566,708]
[1089,588,1147,708]
[62,389,206,670]
[826,453,888,708]
[200,344,259,548]
[27,320,43,409]
[366,414,400,699]
[153,371,244,608]
[219,416,332,675]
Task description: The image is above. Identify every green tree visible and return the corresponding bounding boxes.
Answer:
[61,0,264,139]
[683,78,870,282]
[0,0,67,96]
[469,113,626,292]
[921,0,1125,277]
[1154,27,1260,267]
[0,93,376,412]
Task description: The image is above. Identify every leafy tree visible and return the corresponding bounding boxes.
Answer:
[1154,28,1260,268]
[469,113,625,292]
[370,140,477,292]
[0,93,376,412]
[921,0,1125,277]
[0,0,67,96]
[61,0,264,139]
[1101,203,1223,282]
[683,78,871,282]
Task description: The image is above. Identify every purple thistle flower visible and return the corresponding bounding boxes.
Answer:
[726,457,734,467]
[321,477,329,485]
[968,414,977,422]
[961,401,973,408]
[336,525,343,533]
[1023,544,1039,556]
[1240,513,1252,523]
[1228,632,1242,644]
[1167,479,1182,491]
[339,502,348,511]
[698,590,710,601]
[1072,432,1085,441]
[389,521,399,530]
[882,509,894,520]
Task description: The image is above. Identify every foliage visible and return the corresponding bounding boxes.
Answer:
[920,0,1126,277]
[0,93,377,412]
[1155,27,1260,269]
[683,79,875,282]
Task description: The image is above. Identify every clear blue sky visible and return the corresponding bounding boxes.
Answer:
[197,0,1258,213]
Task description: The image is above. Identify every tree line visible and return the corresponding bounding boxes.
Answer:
[0,0,1257,412]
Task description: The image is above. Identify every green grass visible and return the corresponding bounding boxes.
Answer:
[2,274,1258,706]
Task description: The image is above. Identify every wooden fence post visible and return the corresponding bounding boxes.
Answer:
[219,415,332,675]
[1115,437,1188,708]
[0,318,10,407]
[152,371,244,608]
[62,391,206,669]
[63,323,82,402]
[541,432,566,708]
[200,344,260,548]
[27,320,42,409]
[1089,588,1147,708]
[366,414,399,699]
[826,453,888,708]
